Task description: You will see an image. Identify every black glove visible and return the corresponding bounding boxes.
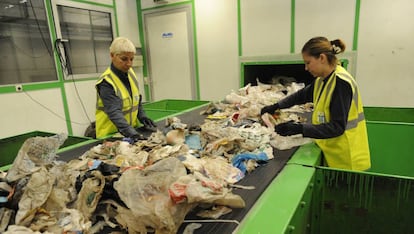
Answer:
[261,103,280,115]
[275,121,303,136]
[137,94,156,130]
[139,116,156,129]
[131,133,146,142]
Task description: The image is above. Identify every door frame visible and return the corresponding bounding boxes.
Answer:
[142,4,198,101]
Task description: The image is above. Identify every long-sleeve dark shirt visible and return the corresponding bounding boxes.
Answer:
[278,72,353,139]
[97,64,146,137]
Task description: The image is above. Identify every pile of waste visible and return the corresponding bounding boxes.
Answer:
[0,79,312,233]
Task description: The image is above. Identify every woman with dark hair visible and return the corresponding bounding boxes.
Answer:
[261,36,371,171]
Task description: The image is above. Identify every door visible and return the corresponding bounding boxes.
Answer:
[143,5,196,101]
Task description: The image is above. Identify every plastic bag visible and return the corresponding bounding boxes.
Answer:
[232,152,269,174]
[6,133,67,182]
[270,134,313,150]
[75,170,105,220]
[114,157,194,233]
[201,157,244,184]
[15,167,54,225]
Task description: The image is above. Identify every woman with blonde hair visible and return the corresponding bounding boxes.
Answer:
[95,37,155,140]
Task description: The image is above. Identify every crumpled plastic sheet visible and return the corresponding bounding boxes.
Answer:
[185,134,202,151]
[270,133,313,150]
[113,157,194,233]
[15,167,54,226]
[2,225,54,234]
[6,133,67,183]
[196,205,232,219]
[169,171,245,208]
[0,208,15,232]
[182,222,202,234]
[75,170,105,220]
[201,157,245,184]
[232,152,269,174]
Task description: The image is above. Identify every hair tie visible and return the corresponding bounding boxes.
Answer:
[332,44,341,54]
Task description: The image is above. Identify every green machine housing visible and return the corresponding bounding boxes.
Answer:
[236,107,414,234]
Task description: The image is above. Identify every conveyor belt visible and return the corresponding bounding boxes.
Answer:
[178,149,296,234]
[57,106,298,234]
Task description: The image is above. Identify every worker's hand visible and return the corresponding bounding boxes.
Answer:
[137,95,156,130]
[260,103,280,115]
[139,116,156,130]
[132,133,146,142]
[123,133,146,144]
[275,121,303,136]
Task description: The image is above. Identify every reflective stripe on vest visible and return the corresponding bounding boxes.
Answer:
[95,68,140,138]
[96,73,139,115]
[312,65,371,171]
[313,66,365,130]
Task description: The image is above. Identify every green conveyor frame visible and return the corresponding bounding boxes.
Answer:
[143,99,210,122]
[235,143,321,234]
[236,164,317,234]
[235,109,414,233]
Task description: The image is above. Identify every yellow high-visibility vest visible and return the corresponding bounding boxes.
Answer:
[95,68,140,138]
[312,66,371,171]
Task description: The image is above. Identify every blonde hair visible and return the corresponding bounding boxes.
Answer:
[109,37,136,55]
[301,37,346,66]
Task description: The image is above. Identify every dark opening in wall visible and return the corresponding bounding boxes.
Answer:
[243,63,314,87]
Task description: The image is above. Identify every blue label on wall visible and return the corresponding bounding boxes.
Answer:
[162,32,173,38]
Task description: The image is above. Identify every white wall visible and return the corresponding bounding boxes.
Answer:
[117,0,141,47]
[240,0,291,56]
[195,0,239,101]
[64,80,96,136]
[357,0,414,107]
[295,0,355,53]
[1,89,68,138]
